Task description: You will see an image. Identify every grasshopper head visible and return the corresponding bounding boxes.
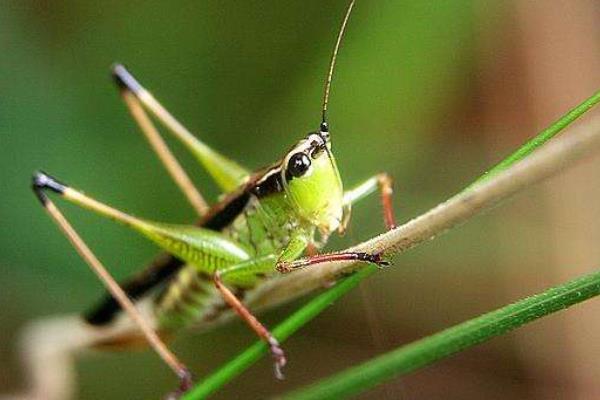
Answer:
[281,126,345,234]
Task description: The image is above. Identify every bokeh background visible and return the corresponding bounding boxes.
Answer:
[2,1,600,399]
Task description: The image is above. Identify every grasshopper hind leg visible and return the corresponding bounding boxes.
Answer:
[31,173,194,397]
[118,85,209,216]
[112,64,250,195]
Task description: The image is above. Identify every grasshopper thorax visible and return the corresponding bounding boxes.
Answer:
[280,130,344,234]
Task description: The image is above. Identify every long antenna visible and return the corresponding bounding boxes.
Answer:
[321,0,356,132]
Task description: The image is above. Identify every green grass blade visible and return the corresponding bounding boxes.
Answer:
[472,89,600,186]
[279,268,600,400]
[183,90,600,399]
[182,267,376,400]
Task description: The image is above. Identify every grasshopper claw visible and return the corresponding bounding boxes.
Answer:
[164,368,194,400]
[375,258,391,268]
[178,368,194,392]
[355,252,390,268]
[268,336,287,380]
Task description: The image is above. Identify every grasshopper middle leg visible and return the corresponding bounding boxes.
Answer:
[212,255,288,378]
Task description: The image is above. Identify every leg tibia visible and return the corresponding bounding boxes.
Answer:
[30,184,191,391]
[121,91,208,216]
[214,256,285,378]
[32,172,250,277]
[112,64,249,193]
[343,173,397,230]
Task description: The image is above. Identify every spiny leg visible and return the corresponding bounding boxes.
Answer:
[278,173,397,272]
[119,86,208,216]
[212,235,308,379]
[31,173,193,393]
[112,64,249,193]
[276,252,389,273]
[375,173,396,230]
[212,255,286,379]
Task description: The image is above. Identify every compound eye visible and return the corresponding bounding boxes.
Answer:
[287,152,311,178]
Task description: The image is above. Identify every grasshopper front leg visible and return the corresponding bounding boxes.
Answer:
[277,173,396,272]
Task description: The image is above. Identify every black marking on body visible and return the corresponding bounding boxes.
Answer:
[200,190,252,230]
[250,167,283,198]
[84,253,184,325]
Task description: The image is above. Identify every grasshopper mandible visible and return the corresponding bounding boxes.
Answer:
[13,1,397,398]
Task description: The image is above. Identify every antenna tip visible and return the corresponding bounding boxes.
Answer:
[111,63,142,94]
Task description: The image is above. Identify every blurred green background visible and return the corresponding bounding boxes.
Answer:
[2,1,600,399]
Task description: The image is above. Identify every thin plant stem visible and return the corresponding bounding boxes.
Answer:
[182,267,375,400]
[279,268,600,400]
[472,89,600,186]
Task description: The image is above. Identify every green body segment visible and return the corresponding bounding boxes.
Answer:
[154,193,314,331]
[148,135,349,331]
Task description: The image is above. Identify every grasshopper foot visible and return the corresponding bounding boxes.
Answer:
[277,251,390,273]
[268,336,287,380]
[356,252,390,268]
[164,368,194,400]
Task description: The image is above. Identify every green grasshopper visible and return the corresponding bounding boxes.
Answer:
[16,1,397,398]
